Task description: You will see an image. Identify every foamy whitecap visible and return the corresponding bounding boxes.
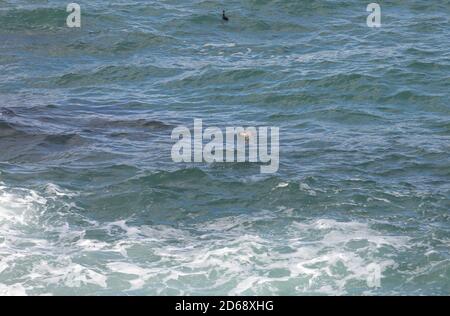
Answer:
[203,43,236,48]
[0,283,27,296]
[0,183,438,295]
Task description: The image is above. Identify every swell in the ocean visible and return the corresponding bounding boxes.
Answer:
[0,0,449,295]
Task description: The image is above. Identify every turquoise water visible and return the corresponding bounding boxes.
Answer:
[0,0,449,295]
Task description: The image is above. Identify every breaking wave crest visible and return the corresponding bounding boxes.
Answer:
[0,183,414,295]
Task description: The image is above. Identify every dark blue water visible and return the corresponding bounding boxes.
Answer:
[0,0,449,295]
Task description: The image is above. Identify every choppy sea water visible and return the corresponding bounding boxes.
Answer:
[0,0,449,295]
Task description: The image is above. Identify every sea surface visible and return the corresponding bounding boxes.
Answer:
[0,0,449,295]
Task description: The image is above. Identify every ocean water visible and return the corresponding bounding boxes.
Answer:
[0,0,449,295]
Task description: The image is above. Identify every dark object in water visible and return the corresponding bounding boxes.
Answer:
[222,10,229,21]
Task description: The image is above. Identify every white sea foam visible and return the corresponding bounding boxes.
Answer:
[0,183,106,294]
[274,182,289,189]
[0,182,425,295]
[95,214,410,295]
[31,260,108,289]
[203,43,236,48]
[0,283,27,296]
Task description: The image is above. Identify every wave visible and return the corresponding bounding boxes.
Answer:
[301,108,386,125]
[0,182,423,295]
[381,90,446,106]
[407,61,450,72]
[0,107,16,117]
[49,64,181,88]
[164,67,275,90]
[86,117,172,130]
[0,7,66,32]
[0,117,88,162]
[56,30,179,57]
